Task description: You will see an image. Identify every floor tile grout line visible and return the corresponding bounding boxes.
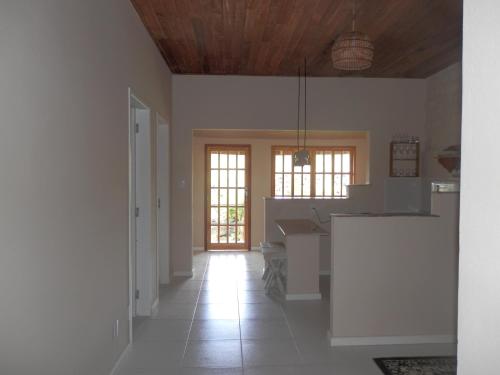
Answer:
[181,257,209,361]
[279,294,306,364]
[236,260,245,374]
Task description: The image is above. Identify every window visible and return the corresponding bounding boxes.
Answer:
[271,146,355,198]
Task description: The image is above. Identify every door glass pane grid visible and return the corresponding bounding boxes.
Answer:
[209,149,247,247]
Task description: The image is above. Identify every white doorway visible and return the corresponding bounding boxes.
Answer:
[156,115,170,284]
[128,90,154,329]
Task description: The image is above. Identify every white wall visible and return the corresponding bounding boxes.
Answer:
[173,75,426,273]
[424,63,462,179]
[0,1,171,374]
[458,1,500,374]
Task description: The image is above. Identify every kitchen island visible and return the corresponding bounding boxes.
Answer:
[276,219,328,300]
[328,189,459,347]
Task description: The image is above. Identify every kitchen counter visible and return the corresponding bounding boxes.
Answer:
[328,192,459,347]
[330,212,438,217]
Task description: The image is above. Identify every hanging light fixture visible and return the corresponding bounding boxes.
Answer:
[293,58,310,167]
[331,0,374,71]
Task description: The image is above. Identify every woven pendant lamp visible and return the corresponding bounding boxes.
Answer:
[331,1,374,71]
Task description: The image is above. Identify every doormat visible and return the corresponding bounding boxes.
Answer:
[374,356,457,375]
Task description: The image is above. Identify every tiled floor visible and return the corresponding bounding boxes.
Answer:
[117,251,456,374]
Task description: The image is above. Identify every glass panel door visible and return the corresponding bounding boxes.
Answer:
[206,145,250,250]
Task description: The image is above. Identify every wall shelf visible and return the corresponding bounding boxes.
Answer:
[389,141,420,177]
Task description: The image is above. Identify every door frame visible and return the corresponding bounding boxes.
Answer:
[205,144,251,251]
[128,88,154,338]
[156,114,170,284]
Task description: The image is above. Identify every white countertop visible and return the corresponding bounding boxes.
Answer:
[275,219,328,236]
[330,212,438,217]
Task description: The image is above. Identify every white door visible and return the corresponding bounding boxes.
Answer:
[129,103,137,316]
[129,92,153,318]
[157,118,170,284]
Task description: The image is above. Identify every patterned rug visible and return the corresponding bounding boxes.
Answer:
[374,356,457,375]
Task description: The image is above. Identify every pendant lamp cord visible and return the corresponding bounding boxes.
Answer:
[304,57,307,150]
[352,0,356,31]
[297,66,301,151]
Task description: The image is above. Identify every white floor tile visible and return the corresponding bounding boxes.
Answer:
[294,337,345,364]
[183,340,242,368]
[194,304,239,320]
[116,368,178,375]
[167,279,203,291]
[201,280,237,292]
[244,363,377,375]
[237,279,265,291]
[239,303,285,320]
[198,289,238,305]
[160,289,200,304]
[134,319,191,342]
[238,291,278,305]
[242,339,302,367]
[286,318,329,339]
[179,368,243,375]
[240,320,292,340]
[235,271,262,280]
[189,319,241,340]
[118,341,185,371]
[243,365,302,375]
[153,303,197,319]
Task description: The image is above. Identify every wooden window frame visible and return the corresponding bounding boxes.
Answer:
[271,146,356,199]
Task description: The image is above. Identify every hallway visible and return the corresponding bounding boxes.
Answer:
[117,252,456,374]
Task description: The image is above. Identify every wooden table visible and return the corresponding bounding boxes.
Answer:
[275,219,328,300]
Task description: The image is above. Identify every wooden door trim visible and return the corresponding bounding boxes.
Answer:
[205,144,251,251]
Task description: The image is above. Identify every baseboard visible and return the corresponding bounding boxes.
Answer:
[109,343,131,375]
[151,297,159,315]
[327,332,457,347]
[193,246,260,252]
[173,269,194,277]
[193,247,259,252]
[285,293,322,301]
[319,270,331,276]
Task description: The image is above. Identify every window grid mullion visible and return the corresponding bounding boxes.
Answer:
[272,147,353,199]
[292,169,294,198]
[217,152,221,243]
[301,169,304,197]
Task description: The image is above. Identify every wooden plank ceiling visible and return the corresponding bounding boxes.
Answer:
[131,0,462,78]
